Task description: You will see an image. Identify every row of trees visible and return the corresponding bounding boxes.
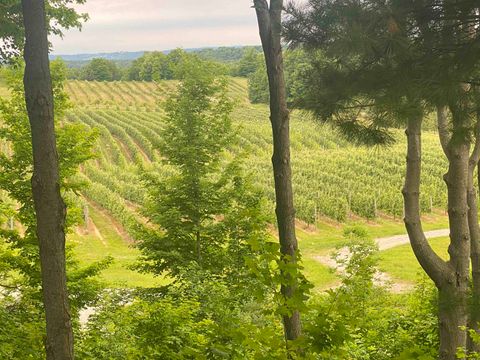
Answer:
[67,50,216,82]
[67,47,266,82]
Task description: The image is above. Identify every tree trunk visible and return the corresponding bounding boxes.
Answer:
[21,1,74,359]
[403,113,469,359]
[253,0,302,344]
[467,166,480,352]
[440,105,471,359]
[467,119,480,352]
[438,285,468,359]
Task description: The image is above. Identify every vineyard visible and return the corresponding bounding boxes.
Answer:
[64,78,449,242]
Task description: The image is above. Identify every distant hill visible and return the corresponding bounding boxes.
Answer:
[51,46,262,68]
[50,51,146,62]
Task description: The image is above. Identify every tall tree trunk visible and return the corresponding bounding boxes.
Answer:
[403,112,469,359]
[440,120,470,358]
[468,118,480,353]
[22,1,74,359]
[467,161,480,352]
[253,0,302,344]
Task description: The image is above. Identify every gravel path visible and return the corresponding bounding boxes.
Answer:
[375,228,449,250]
[314,228,449,293]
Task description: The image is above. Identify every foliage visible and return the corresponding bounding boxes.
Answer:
[126,51,173,81]
[282,0,480,145]
[0,0,88,62]
[77,290,213,359]
[247,49,312,105]
[138,59,270,284]
[0,60,109,358]
[248,57,269,104]
[123,48,228,82]
[457,330,480,359]
[303,227,438,359]
[77,277,288,360]
[73,223,441,360]
[233,47,262,77]
[80,58,121,81]
[195,46,262,64]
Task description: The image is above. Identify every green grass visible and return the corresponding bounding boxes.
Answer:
[302,257,339,291]
[378,236,449,283]
[297,211,448,255]
[65,202,450,290]
[68,205,166,288]
[296,213,449,290]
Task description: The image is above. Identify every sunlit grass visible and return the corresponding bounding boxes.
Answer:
[0,78,9,99]
[68,205,166,288]
[378,236,449,283]
[297,213,449,289]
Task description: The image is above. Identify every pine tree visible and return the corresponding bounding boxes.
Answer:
[284,1,480,357]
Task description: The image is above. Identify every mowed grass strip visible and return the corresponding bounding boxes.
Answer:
[68,204,166,288]
[297,214,450,290]
[378,237,449,283]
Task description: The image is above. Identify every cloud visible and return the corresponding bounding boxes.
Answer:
[51,0,262,54]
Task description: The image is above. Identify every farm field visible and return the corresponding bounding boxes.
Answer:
[65,78,450,222]
[0,77,452,289]
[58,78,452,290]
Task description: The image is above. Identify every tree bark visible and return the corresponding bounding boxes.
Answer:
[440,140,470,359]
[21,1,74,359]
[253,0,302,344]
[467,119,480,353]
[403,116,449,287]
[403,114,469,359]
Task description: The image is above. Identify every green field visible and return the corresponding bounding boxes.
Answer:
[69,204,165,288]
[65,78,450,223]
[378,237,450,282]
[1,77,452,289]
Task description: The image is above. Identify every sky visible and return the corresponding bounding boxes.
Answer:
[51,0,264,55]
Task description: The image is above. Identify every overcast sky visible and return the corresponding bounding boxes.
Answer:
[51,0,264,55]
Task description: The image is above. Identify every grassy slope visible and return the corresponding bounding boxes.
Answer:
[0,75,9,99]
[378,237,449,282]
[298,212,449,290]
[68,205,165,288]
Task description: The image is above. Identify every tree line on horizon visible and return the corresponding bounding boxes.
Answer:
[64,46,263,82]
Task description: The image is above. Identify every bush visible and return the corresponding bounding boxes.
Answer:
[303,229,438,359]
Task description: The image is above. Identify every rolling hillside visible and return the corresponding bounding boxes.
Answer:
[65,78,449,223]
[0,76,452,289]
[58,78,451,289]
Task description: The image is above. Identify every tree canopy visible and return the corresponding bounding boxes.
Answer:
[80,58,121,81]
[0,0,87,62]
[139,59,270,284]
